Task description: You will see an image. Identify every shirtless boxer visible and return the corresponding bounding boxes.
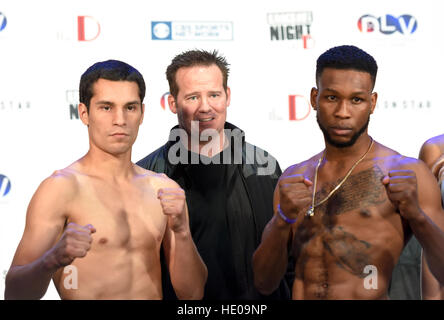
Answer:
[419,134,444,299]
[252,45,444,299]
[4,60,207,300]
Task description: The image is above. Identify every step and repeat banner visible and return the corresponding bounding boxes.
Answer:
[1,0,443,299]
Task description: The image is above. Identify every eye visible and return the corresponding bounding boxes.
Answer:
[187,96,198,101]
[326,95,336,101]
[352,97,363,103]
[102,105,111,111]
[210,93,220,98]
[127,105,136,111]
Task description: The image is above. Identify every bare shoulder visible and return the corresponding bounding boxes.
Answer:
[133,165,179,191]
[375,142,430,176]
[35,165,80,202]
[281,152,324,179]
[26,163,82,225]
[419,134,444,167]
[422,134,444,148]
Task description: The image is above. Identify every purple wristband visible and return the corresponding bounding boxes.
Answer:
[277,204,297,224]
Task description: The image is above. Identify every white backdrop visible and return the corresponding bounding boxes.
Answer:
[1,0,443,299]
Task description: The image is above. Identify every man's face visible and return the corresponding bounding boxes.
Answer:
[79,78,144,155]
[168,64,230,139]
[311,68,377,148]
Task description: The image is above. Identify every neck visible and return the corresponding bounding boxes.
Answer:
[81,145,134,181]
[323,134,373,163]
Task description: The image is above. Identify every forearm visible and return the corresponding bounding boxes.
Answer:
[252,215,292,295]
[5,252,59,300]
[169,231,207,300]
[410,212,444,285]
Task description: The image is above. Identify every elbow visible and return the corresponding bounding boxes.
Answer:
[252,260,278,296]
[176,286,205,300]
[175,267,207,300]
[252,253,281,296]
[4,271,16,300]
[4,271,18,300]
[253,273,278,296]
[4,269,45,300]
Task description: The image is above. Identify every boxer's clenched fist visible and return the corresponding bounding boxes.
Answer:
[158,188,187,233]
[47,222,96,269]
[278,174,313,223]
[382,170,421,220]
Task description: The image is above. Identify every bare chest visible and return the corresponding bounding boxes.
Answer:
[292,165,405,278]
[65,180,166,252]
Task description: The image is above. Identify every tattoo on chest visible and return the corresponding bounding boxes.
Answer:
[292,166,387,291]
[316,165,386,217]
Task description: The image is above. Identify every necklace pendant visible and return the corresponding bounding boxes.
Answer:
[306,206,314,217]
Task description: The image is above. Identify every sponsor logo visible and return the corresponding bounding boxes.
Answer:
[78,16,101,41]
[269,94,312,121]
[56,16,100,41]
[151,21,233,41]
[0,12,6,32]
[376,99,431,109]
[0,100,31,111]
[358,14,418,35]
[67,90,79,119]
[160,92,170,110]
[0,174,11,198]
[267,11,314,48]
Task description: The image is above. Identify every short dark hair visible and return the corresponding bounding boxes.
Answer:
[79,59,146,111]
[316,45,378,89]
[166,49,230,99]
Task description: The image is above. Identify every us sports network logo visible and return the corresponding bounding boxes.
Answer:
[267,11,314,49]
[269,94,311,121]
[151,21,233,41]
[358,14,418,35]
[0,174,11,199]
[0,12,7,32]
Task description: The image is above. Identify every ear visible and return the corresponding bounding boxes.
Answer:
[226,86,231,107]
[79,103,89,126]
[310,87,318,110]
[370,92,378,114]
[168,94,177,114]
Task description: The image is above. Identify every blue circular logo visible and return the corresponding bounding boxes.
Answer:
[0,174,11,197]
[0,13,7,32]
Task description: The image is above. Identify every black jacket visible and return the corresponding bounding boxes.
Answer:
[137,122,293,299]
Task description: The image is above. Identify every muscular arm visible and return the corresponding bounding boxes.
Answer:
[421,252,444,299]
[5,173,72,299]
[253,168,312,295]
[419,141,444,299]
[252,190,293,295]
[161,181,207,300]
[406,162,444,285]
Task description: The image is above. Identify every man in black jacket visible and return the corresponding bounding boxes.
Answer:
[137,49,293,299]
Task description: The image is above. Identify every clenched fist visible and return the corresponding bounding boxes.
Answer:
[46,222,96,269]
[278,174,313,224]
[382,170,421,220]
[158,188,188,233]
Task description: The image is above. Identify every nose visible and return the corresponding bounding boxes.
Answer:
[113,108,126,126]
[198,96,212,113]
[334,99,351,119]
